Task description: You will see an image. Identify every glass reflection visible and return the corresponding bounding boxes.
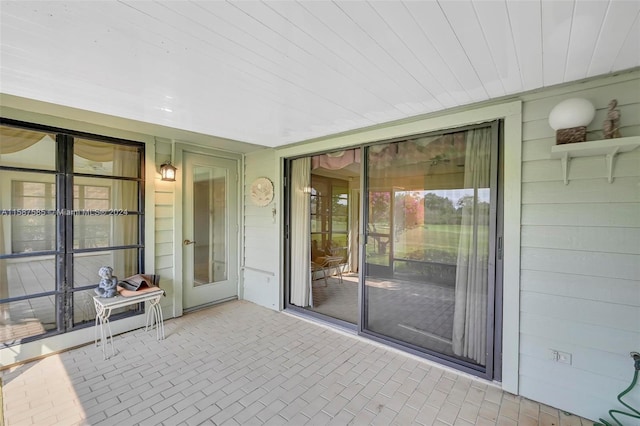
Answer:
[0,125,56,170]
[364,129,493,367]
[0,296,57,343]
[193,166,227,285]
[74,139,141,178]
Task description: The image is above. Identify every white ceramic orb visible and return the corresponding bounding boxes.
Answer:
[548,98,596,130]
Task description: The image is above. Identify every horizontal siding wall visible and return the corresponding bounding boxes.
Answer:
[154,140,176,317]
[243,149,280,310]
[519,71,640,421]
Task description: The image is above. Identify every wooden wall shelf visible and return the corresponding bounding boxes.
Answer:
[550,136,640,184]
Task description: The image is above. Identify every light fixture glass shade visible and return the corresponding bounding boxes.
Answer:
[160,161,177,181]
[548,98,596,130]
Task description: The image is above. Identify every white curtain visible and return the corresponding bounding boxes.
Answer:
[452,127,492,365]
[290,157,311,307]
[112,147,139,277]
[311,149,360,170]
[74,138,119,162]
[0,127,44,153]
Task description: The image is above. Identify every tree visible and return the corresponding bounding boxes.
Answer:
[423,192,457,224]
[395,192,424,228]
[369,191,390,225]
[457,194,490,220]
[456,195,475,210]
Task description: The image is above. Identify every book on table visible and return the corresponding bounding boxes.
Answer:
[117,274,163,296]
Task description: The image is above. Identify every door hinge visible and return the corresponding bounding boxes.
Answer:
[497,236,503,260]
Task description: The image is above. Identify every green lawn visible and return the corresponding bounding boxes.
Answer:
[367,224,489,265]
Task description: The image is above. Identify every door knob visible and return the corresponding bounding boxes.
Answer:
[183,239,196,246]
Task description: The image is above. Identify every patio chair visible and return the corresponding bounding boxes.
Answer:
[311,255,343,286]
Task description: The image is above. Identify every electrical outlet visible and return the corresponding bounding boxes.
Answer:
[557,351,572,364]
[548,349,572,365]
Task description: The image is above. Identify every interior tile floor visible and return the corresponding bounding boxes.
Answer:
[1,300,594,426]
[309,274,460,358]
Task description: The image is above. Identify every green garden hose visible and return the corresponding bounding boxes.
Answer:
[597,352,640,426]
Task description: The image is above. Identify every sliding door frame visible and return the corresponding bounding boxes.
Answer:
[282,156,358,331]
[278,100,521,390]
[357,121,501,380]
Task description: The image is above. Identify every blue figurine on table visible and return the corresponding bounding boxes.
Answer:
[95,266,118,298]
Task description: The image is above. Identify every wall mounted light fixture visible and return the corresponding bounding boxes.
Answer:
[548,98,595,144]
[160,161,177,181]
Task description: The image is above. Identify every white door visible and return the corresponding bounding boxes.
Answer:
[183,152,238,310]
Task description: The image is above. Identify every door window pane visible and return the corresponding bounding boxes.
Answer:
[73,289,97,325]
[73,215,138,249]
[4,174,57,254]
[73,177,139,212]
[364,128,494,367]
[74,139,141,178]
[310,176,349,262]
[0,256,56,300]
[367,191,391,268]
[193,166,227,285]
[290,149,361,325]
[0,295,57,343]
[73,249,140,288]
[0,126,56,170]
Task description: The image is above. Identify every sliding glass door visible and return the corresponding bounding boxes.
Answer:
[286,122,500,377]
[363,124,498,373]
[287,149,361,326]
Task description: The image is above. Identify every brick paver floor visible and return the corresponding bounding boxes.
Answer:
[1,300,594,425]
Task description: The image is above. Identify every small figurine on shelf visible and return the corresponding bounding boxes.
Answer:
[603,99,622,139]
[95,266,118,298]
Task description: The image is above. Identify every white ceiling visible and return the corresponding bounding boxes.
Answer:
[1,1,639,148]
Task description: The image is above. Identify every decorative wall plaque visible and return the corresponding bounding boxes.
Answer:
[250,177,274,206]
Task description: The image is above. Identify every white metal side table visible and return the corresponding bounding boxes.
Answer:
[93,289,165,359]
